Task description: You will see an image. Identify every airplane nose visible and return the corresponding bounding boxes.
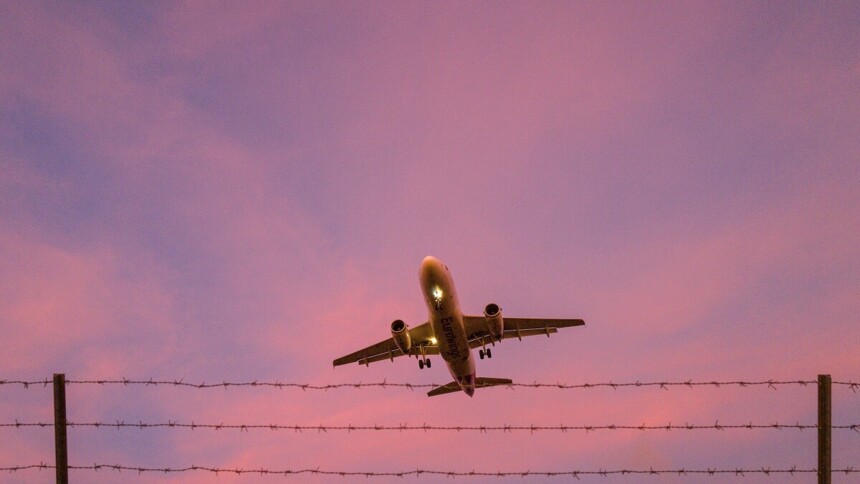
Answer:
[421,256,438,269]
[420,256,440,277]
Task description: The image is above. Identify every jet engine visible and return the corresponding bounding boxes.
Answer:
[390,319,412,353]
[483,303,504,340]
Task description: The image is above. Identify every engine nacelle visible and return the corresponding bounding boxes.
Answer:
[483,303,504,341]
[390,319,412,353]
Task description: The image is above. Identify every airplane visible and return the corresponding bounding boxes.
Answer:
[333,256,585,397]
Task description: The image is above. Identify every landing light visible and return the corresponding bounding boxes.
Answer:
[430,337,438,345]
[432,286,443,301]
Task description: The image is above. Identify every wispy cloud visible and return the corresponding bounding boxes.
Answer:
[1,1,858,482]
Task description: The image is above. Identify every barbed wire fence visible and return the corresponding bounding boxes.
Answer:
[4,421,859,433]
[3,377,859,391]
[1,374,858,482]
[1,464,858,478]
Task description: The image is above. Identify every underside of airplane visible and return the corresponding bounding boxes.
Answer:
[333,256,585,397]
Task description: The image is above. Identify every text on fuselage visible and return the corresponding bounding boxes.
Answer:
[440,316,461,359]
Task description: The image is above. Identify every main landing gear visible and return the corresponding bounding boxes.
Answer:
[478,336,494,360]
[417,344,431,369]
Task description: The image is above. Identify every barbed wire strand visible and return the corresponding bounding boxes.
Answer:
[2,421,859,433]
[1,463,857,477]
[1,378,858,391]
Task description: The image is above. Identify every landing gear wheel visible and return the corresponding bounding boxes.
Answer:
[486,348,493,358]
[479,349,485,359]
[418,359,425,369]
[426,359,431,368]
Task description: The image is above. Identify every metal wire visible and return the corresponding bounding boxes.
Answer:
[1,463,857,477]
[2,378,858,391]
[3,420,860,433]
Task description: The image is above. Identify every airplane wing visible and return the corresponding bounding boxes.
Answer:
[332,322,439,367]
[463,316,584,346]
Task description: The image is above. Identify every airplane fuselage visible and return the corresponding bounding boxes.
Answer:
[419,256,477,396]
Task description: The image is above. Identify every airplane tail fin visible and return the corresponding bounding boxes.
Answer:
[427,377,513,397]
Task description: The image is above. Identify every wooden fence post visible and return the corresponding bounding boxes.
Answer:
[53,373,68,484]
[818,374,831,484]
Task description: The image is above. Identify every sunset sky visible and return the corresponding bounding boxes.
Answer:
[1,1,859,482]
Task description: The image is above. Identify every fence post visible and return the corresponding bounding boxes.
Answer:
[818,374,831,484]
[53,373,68,484]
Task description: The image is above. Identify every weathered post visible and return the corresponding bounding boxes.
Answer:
[53,373,68,484]
[818,374,831,484]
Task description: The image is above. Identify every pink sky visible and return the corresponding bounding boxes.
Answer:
[1,1,858,482]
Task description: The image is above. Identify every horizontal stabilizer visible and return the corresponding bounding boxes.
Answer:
[427,381,461,397]
[475,377,513,388]
[427,377,513,397]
